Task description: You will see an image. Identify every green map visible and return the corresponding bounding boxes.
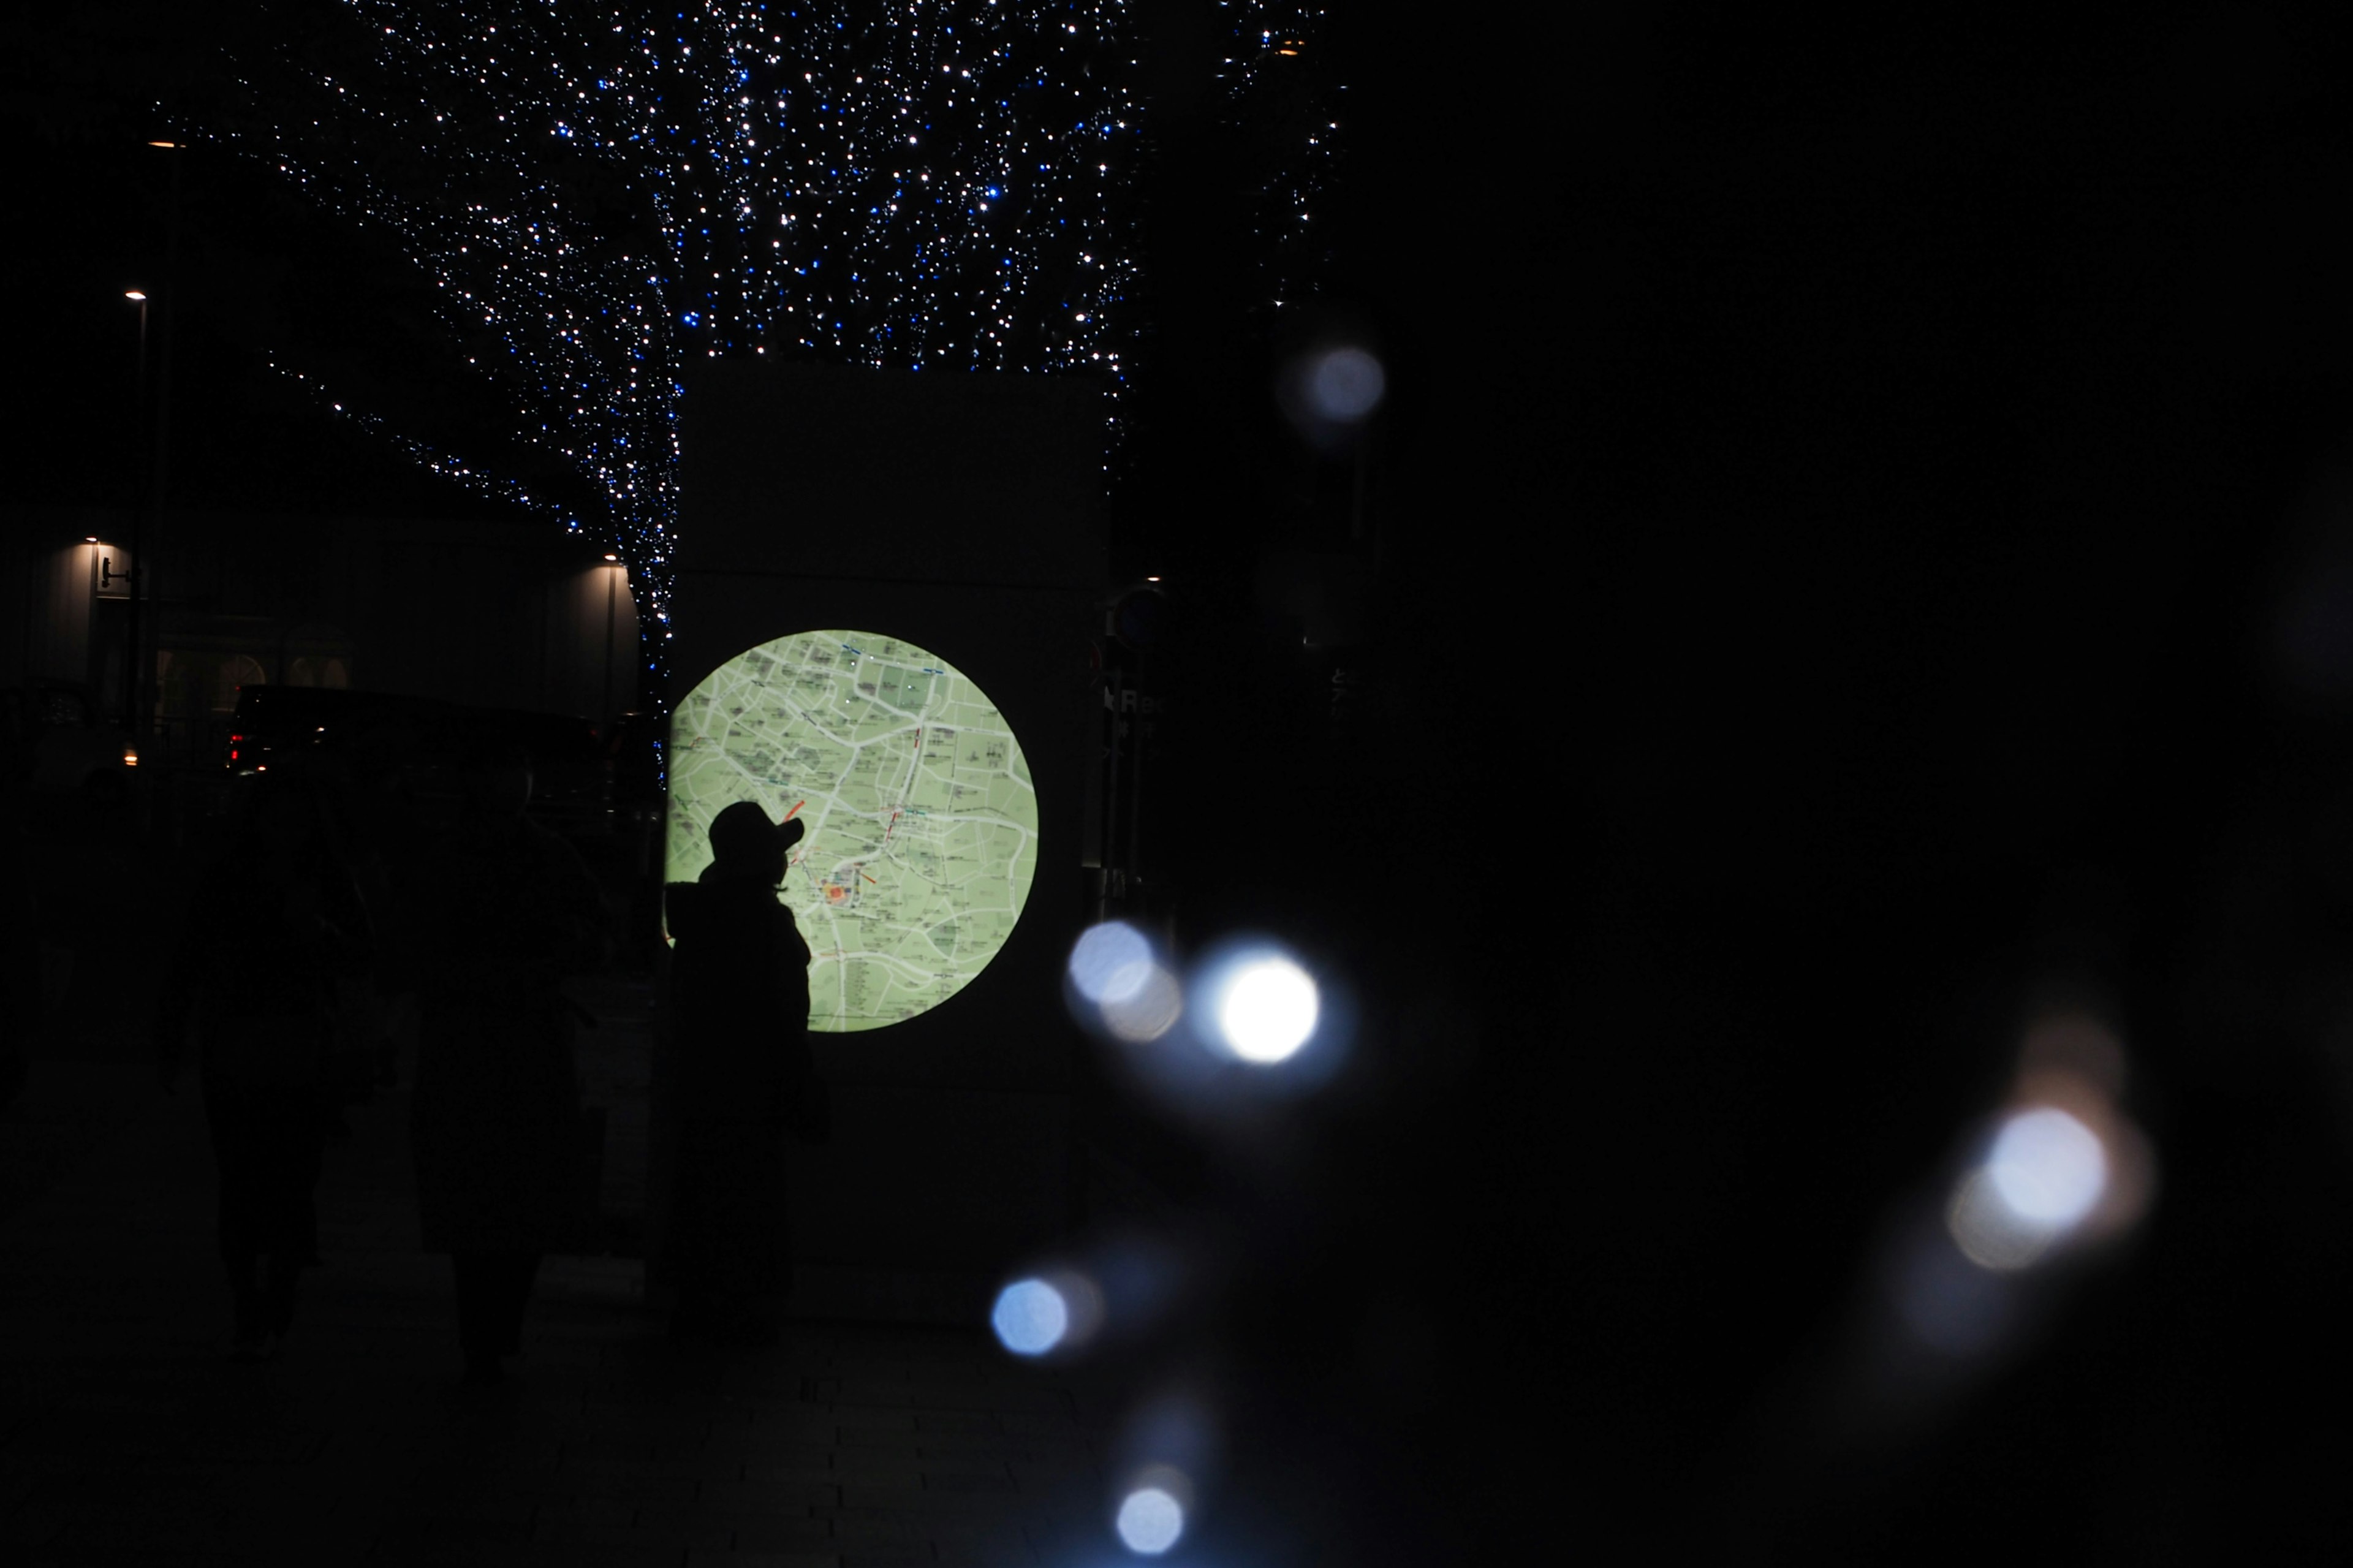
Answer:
[665,629,1039,1031]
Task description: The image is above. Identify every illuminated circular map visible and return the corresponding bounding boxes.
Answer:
[666,629,1039,1031]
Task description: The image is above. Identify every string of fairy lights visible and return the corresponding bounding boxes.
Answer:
[1214,1,1337,320]
[194,1,1332,709]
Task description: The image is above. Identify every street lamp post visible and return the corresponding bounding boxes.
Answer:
[132,138,183,756]
[127,290,148,400]
[601,556,622,724]
[123,290,148,735]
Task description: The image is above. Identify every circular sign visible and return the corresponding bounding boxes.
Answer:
[666,629,1039,1031]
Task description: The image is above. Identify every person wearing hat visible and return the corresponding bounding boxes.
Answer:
[660,799,817,1345]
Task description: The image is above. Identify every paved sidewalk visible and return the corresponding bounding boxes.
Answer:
[0,1056,1118,1567]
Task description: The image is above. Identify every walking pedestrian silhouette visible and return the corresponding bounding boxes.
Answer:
[394,736,609,1386]
[156,774,370,1362]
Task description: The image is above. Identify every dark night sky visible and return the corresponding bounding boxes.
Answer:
[10,4,2353,1555]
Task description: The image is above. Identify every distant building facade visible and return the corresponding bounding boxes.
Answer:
[3,504,638,766]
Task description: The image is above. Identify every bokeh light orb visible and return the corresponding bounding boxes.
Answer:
[1070,922,1154,1004]
[1944,1168,2056,1273]
[1115,1486,1186,1555]
[1306,346,1385,422]
[1103,965,1184,1043]
[990,1278,1069,1357]
[1207,952,1319,1064]
[1987,1105,2107,1225]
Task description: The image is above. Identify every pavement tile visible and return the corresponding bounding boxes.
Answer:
[818,1508,939,1543]
[836,1425,927,1453]
[914,1454,1015,1480]
[1008,1433,1096,1463]
[696,1475,841,1512]
[829,1449,930,1482]
[911,1433,1025,1461]
[563,1453,745,1482]
[574,1515,733,1553]
[544,1469,700,1507]
[536,1496,642,1531]
[994,1409,1092,1437]
[699,1435,837,1469]
[914,1384,1069,1415]
[911,1407,1006,1434]
[522,1539,697,1568]
[685,1552,839,1568]
[1006,1453,1102,1482]
[374,1511,541,1549]
[926,1521,1048,1553]
[840,1482,1018,1513]
[830,1404,919,1433]
[748,1398,840,1426]
[578,1415,724,1447]
[724,1512,841,1553]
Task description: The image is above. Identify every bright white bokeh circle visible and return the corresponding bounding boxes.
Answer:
[1115,1486,1186,1555]
[990,1278,1069,1357]
[1213,955,1319,1064]
[1987,1106,2108,1226]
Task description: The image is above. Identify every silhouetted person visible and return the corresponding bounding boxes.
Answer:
[0,705,39,1111]
[156,775,369,1361]
[661,801,817,1346]
[396,739,607,1385]
[338,714,428,1093]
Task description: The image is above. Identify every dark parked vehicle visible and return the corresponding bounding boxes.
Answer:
[224,686,631,838]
